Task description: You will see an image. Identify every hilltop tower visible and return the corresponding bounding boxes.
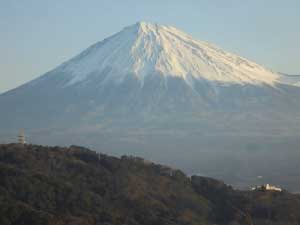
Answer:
[18,129,26,145]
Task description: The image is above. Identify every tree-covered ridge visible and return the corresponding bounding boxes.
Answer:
[0,144,300,225]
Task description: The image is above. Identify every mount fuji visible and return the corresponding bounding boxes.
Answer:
[1,22,300,190]
[57,21,279,86]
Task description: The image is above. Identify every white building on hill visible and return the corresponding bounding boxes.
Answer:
[251,184,282,192]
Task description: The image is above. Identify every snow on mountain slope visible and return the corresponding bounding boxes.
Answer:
[278,73,300,86]
[52,21,279,87]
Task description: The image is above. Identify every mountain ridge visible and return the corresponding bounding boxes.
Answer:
[1,143,300,225]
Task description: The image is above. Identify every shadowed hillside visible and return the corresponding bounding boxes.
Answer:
[1,144,300,225]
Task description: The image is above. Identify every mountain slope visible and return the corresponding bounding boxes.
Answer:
[1,22,300,191]
[0,21,297,128]
[1,144,300,225]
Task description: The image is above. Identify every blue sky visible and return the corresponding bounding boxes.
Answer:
[1,0,299,93]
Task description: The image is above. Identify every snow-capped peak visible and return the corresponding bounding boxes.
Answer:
[59,21,279,86]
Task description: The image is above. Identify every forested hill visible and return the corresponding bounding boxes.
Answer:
[1,144,300,225]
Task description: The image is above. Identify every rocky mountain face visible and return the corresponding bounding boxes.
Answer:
[1,144,300,225]
[1,22,300,190]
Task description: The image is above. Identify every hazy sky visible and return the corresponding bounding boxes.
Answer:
[1,0,299,93]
